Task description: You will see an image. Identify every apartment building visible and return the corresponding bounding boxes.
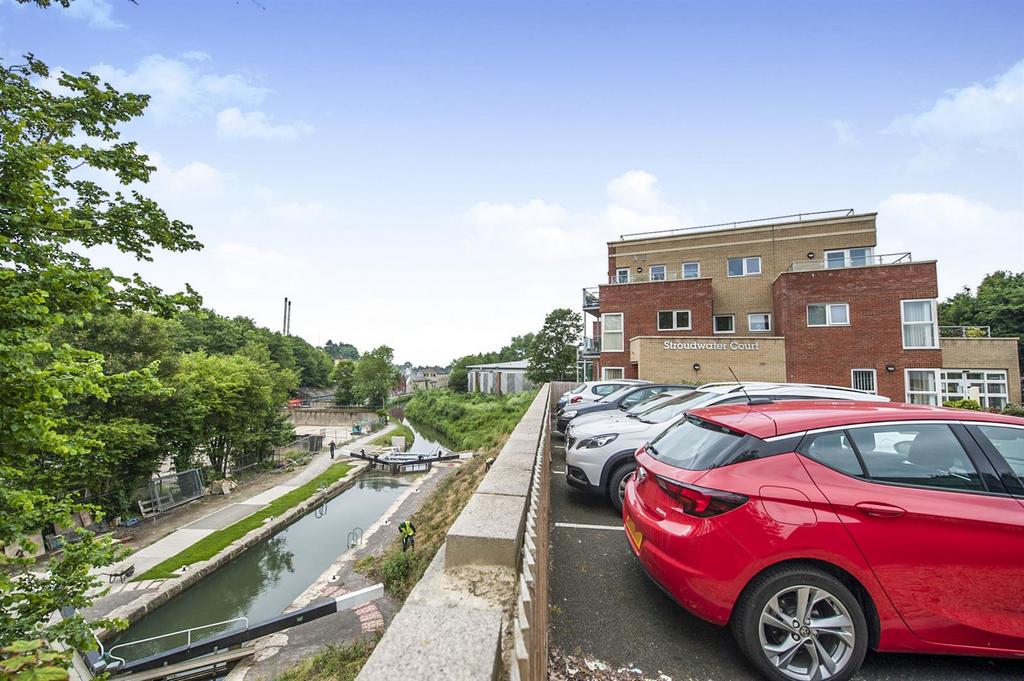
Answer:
[580,210,1021,406]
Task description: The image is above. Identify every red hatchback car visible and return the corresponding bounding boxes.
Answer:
[623,400,1024,681]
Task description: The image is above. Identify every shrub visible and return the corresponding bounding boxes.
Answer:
[1002,403,1024,418]
[404,389,536,451]
[943,398,983,411]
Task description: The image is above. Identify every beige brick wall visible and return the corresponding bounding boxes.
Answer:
[941,337,1022,403]
[631,336,787,384]
[609,215,877,334]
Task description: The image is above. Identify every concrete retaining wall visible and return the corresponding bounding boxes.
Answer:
[287,407,379,427]
[357,386,551,681]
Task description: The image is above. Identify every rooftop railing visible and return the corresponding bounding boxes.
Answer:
[788,252,912,272]
[607,271,704,285]
[940,325,992,338]
[582,287,599,309]
[618,209,857,241]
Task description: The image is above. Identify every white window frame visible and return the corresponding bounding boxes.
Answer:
[657,309,692,331]
[747,313,771,332]
[851,368,877,394]
[905,368,941,405]
[682,261,700,279]
[941,369,1009,409]
[615,268,630,284]
[727,256,762,278]
[713,314,735,334]
[901,299,939,349]
[825,247,875,269]
[602,367,624,380]
[649,264,667,281]
[601,313,624,353]
[807,303,850,327]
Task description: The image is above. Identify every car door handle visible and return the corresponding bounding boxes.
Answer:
[855,502,906,518]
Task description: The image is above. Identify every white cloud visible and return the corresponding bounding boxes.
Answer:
[830,119,859,146]
[216,107,313,141]
[212,242,298,293]
[181,51,212,62]
[266,200,335,225]
[607,169,661,208]
[877,193,1024,296]
[889,59,1024,155]
[90,55,268,120]
[64,0,122,29]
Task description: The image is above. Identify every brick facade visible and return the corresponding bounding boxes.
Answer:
[772,262,942,401]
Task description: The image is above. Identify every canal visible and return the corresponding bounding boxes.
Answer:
[106,469,410,662]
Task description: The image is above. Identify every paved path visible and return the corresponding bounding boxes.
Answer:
[547,430,1024,681]
[95,425,397,593]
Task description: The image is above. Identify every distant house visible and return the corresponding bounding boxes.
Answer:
[408,366,449,392]
[467,359,534,395]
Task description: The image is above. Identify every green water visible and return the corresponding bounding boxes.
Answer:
[106,471,408,663]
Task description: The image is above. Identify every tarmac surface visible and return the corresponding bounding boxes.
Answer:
[547,431,1024,681]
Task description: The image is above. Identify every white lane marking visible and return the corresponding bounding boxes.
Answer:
[554,522,625,531]
[551,468,566,474]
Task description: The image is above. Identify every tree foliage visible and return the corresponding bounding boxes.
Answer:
[323,339,359,361]
[939,271,1024,366]
[332,359,357,406]
[526,308,581,383]
[353,346,400,407]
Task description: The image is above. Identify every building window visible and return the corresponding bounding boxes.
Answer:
[941,369,1009,410]
[825,247,874,269]
[905,369,940,405]
[682,261,700,279]
[727,256,761,277]
[649,265,666,281]
[713,314,735,334]
[601,313,624,352]
[615,268,630,284]
[807,303,850,327]
[658,310,691,331]
[851,369,877,394]
[748,313,771,332]
[901,299,938,349]
[602,367,624,380]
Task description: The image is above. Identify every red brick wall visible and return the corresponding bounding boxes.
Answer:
[773,263,942,401]
[596,279,714,379]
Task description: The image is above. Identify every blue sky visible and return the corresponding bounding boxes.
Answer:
[2,0,1022,364]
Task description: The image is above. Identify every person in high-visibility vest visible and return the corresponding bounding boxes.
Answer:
[399,519,416,552]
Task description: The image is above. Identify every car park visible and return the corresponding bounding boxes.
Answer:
[623,400,1024,681]
[556,383,691,433]
[555,379,648,411]
[566,383,887,510]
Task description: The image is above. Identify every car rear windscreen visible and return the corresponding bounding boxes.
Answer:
[647,416,745,470]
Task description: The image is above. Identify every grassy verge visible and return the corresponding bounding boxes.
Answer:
[273,633,381,681]
[369,422,414,450]
[136,462,353,580]
[356,388,534,600]
[403,389,537,450]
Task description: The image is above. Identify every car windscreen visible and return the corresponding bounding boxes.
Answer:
[597,385,634,403]
[624,391,675,415]
[636,390,720,423]
[647,415,746,470]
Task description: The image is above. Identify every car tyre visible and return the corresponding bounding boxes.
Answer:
[731,564,867,681]
[607,461,635,512]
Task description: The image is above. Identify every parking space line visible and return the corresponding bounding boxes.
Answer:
[554,522,624,531]
[551,468,566,474]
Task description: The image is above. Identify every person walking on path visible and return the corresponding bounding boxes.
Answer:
[329,440,336,459]
[399,519,416,552]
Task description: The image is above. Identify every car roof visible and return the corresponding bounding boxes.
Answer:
[690,400,1024,439]
[696,382,886,400]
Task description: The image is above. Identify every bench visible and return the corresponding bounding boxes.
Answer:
[104,564,135,583]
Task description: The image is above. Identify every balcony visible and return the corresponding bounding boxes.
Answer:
[582,287,600,313]
[579,337,601,357]
[788,252,912,272]
[940,325,992,338]
[607,271,704,285]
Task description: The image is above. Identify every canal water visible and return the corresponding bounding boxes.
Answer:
[106,470,409,662]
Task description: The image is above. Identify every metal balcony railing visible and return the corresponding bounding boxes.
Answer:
[940,325,992,338]
[788,252,912,272]
[606,271,704,285]
[582,287,599,309]
[579,337,601,355]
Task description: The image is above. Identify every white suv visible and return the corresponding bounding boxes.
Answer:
[565,383,889,510]
[556,379,648,411]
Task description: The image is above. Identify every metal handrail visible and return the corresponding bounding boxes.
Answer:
[939,325,992,338]
[606,270,704,285]
[788,252,912,272]
[105,616,249,667]
[619,209,856,240]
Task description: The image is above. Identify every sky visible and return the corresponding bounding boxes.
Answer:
[2,0,1023,365]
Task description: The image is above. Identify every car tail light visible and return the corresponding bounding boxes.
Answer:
[569,395,583,404]
[654,476,748,518]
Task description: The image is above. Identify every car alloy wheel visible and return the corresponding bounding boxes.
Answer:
[607,462,635,512]
[757,585,855,681]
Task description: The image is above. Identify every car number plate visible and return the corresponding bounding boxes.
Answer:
[625,516,643,550]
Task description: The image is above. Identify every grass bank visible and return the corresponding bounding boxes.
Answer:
[369,422,414,450]
[403,388,537,451]
[273,633,381,681]
[137,462,353,580]
[355,389,535,600]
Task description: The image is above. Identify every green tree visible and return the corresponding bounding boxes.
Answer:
[499,333,535,361]
[448,352,500,392]
[0,52,200,663]
[353,346,401,407]
[940,271,1024,367]
[527,308,582,383]
[332,359,357,405]
[323,339,359,361]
